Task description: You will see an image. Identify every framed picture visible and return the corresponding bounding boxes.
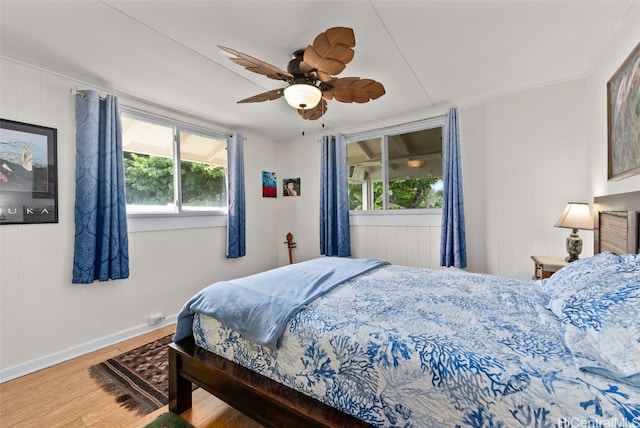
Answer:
[262,171,277,197]
[607,42,640,181]
[0,119,58,224]
[283,178,300,197]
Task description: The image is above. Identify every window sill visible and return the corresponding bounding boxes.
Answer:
[349,209,442,227]
[127,211,227,232]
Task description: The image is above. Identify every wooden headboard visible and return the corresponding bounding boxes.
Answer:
[594,191,640,255]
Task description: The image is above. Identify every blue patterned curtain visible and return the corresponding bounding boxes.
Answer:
[73,90,129,283]
[440,107,467,268]
[320,135,351,257]
[227,132,245,258]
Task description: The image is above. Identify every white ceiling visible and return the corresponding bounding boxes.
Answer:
[0,0,632,142]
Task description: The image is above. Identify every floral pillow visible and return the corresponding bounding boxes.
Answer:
[543,253,640,386]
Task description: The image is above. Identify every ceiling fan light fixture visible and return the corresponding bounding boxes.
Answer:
[284,84,322,110]
[219,27,384,120]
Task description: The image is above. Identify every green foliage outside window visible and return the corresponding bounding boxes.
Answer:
[180,160,227,207]
[349,177,443,210]
[348,183,364,210]
[123,152,173,205]
[388,178,443,209]
[123,152,226,207]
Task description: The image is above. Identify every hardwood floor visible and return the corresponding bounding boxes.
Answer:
[0,325,263,428]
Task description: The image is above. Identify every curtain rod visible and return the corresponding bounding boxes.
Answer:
[71,89,106,101]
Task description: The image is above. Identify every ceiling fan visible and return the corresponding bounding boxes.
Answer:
[218,27,385,120]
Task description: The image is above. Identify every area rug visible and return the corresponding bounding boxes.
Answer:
[90,334,189,415]
[142,411,195,428]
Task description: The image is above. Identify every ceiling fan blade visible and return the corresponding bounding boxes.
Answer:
[237,88,285,104]
[218,45,293,81]
[323,77,385,103]
[302,27,355,79]
[298,99,327,120]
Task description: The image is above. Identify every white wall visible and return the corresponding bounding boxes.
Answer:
[466,78,593,277]
[0,59,280,381]
[273,134,322,265]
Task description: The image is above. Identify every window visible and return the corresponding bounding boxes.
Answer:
[121,109,227,215]
[347,118,444,211]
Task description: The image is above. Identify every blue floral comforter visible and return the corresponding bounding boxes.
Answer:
[191,263,640,427]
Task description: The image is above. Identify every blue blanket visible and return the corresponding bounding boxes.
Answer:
[174,257,388,349]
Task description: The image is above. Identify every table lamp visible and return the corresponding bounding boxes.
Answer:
[554,202,593,262]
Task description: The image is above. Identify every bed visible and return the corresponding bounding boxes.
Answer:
[169,191,640,427]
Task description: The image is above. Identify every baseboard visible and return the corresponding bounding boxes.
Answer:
[0,314,177,383]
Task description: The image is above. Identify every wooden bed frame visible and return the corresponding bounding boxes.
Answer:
[594,191,640,255]
[169,191,640,427]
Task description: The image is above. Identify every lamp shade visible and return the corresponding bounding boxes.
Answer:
[554,202,593,230]
[283,84,322,110]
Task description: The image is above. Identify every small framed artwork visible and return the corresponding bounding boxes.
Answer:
[262,171,277,197]
[283,178,300,197]
[607,42,640,181]
[0,119,58,224]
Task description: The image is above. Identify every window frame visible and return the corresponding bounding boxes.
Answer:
[345,115,446,214]
[120,107,229,221]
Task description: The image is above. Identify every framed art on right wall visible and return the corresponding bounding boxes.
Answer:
[607,42,640,181]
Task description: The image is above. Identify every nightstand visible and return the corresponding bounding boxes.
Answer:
[531,255,568,280]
